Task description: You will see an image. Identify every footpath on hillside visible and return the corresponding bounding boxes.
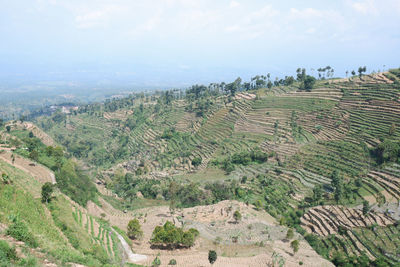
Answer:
[0,149,147,265]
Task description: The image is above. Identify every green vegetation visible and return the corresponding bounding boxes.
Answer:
[0,239,39,267]
[233,210,242,223]
[41,182,53,203]
[0,161,117,266]
[290,240,299,254]
[8,129,97,206]
[1,67,398,266]
[127,219,143,240]
[286,228,294,240]
[6,217,38,248]
[151,256,161,267]
[150,221,199,249]
[208,250,217,265]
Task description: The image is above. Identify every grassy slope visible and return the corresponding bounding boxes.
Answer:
[0,159,121,266]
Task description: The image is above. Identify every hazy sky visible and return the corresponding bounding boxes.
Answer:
[1,0,400,88]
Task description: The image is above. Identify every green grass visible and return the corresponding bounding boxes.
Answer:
[253,97,337,112]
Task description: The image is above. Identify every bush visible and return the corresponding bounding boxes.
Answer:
[290,240,299,254]
[6,218,38,248]
[0,240,17,263]
[233,210,242,223]
[41,182,53,203]
[168,259,177,265]
[299,75,316,91]
[286,228,294,240]
[152,256,161,267]
[85,244,110,265]
[208,250,217,264]
[191,157,202,167]
[127,219,143,240]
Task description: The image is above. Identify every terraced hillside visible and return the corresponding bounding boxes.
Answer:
[0,156,124,266]
[20,69,400,266]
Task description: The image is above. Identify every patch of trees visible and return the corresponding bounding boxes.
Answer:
[212,150,270,173]
[56,160,97,206]
[150,221,199,249]
[297,68,316,91]
[358,66,367,78]
[111,173,250,209]
[125,106,148,131]
[306,170,365,206]
[371,139,400,164]
[299,75,316,92]
[317,66,334,80]
[11,129,96,206]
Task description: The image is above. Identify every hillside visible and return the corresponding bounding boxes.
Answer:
[1,69,400,266]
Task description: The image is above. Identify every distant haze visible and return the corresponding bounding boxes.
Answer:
[1,0,400,89]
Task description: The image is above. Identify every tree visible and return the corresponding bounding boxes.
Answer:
[191,157,202,167]
[286,228,294,240]
[6,126,11,132]
[29,150,39,161]
[300,75,316,91]
[351,70,356,76]
[362,200,370,216]
[291,240,299,254]
[208,250,217,265]
[358,66,367,78]
[312,184,323,203]
[389,123,396,136]
[151,256,161,267]
[41,182,53,203]
[127,219,143,240]
[296,68,306,81]
[233,210,242,223]
[150,221,198,248]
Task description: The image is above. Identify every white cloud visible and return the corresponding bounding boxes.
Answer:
[351,0,378,15]
[306,27,316,34]
[229,1,240,8]
[74,5,122,29]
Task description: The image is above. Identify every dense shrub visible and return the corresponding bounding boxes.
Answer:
[56,160,97,206]
[6,218,38,248]
[371,139,400,164]
[214,150,269,173]
[127,219,143,240]
[150,221,198,249]
[191,157,202,167]
[0,240,17,264]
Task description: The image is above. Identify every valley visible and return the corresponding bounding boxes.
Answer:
[1,69,400,266]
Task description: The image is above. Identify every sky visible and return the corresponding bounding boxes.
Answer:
[0,0,400,89]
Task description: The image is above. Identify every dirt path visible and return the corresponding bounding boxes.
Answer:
[0,151,56,185]
[112,229,147,263]
[0,150,144,265]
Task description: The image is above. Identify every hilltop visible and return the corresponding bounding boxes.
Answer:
[1,69,400,266]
